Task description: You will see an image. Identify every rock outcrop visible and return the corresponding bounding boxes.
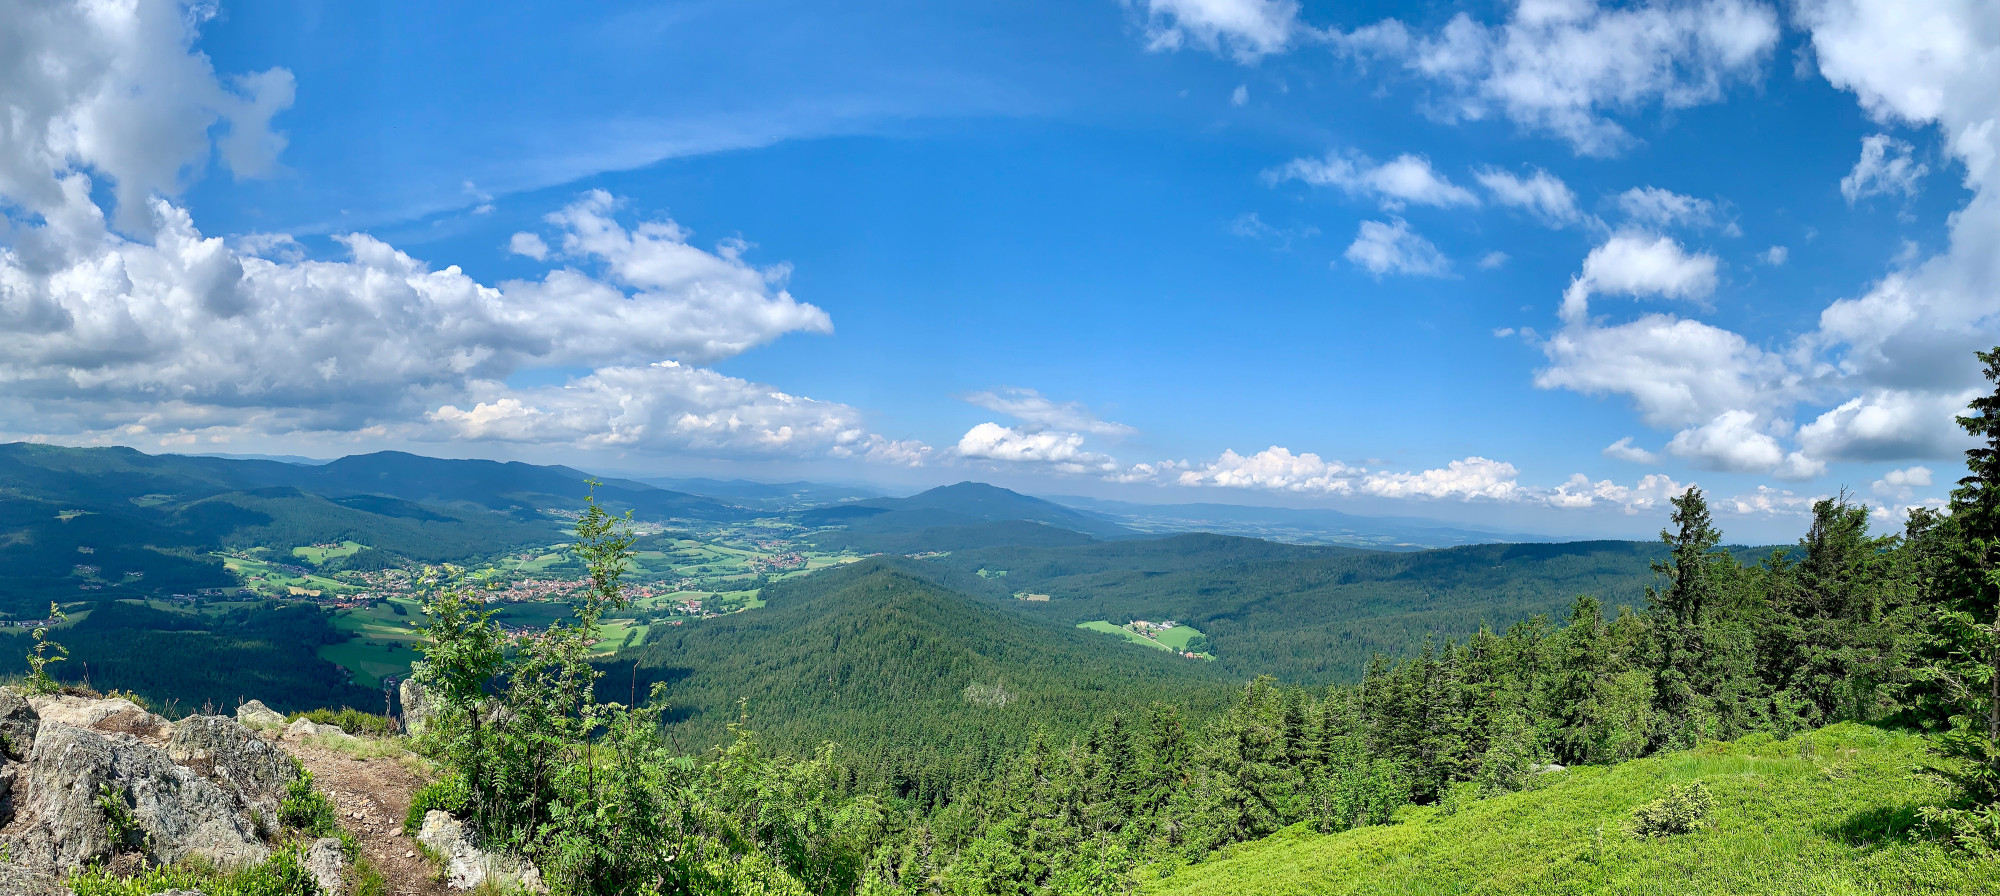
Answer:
[283,717,349,741]
[418,809,544,892]
[6,721,269,871]
[0,689,307,890]
[399,677,431,738]
[236,699,285,730]
[169,714,300,826]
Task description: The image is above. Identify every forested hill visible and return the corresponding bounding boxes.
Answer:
[612,558,1238,802]
[794,481,1137,551]
[930,533,1672,682]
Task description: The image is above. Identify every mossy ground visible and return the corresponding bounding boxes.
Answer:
[1145,723,2000,896]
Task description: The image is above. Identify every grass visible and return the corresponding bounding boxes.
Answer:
[1144,723,2000,896]
[1080,620,1213,658]
[292,540,366,565]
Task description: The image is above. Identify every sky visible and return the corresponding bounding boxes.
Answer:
[1,0,1996,543]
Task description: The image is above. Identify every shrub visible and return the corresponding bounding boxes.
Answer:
[1628,781,1714,838]
[67,847,317,896]
[405,773,472,835]
[278,772,340,838]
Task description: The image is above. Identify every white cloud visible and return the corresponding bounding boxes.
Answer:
[1796,388,1979,462]
[1616,187,1716,228]
[0,3,928,465]
[1475,167,1585,226]
[1267,150,1480,210]
[1334,0,1781,156]
[1345,218,1452,278]
[954,422,1117,474]
[1871,464,1934,501]
[1839,133,1928,203]
[1760,245,1789,265]
[1479,251,1511,269]
[1360,456,1522,501]
[1231,84,1250,106]
[1545,472,1689,513]
[1138,0,1300,63]
[1663,409,1822,479]
[428,362,929,463]
[1603,436,1658,463]
[0,0,296,231]
[1559,234,1720,322]
[1171,445,1360,493]
[962,387,1137,438]
[508,232,550,260]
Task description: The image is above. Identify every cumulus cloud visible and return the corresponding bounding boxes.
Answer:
[1137,0,1301,62]
[1360,456,1522,501]
[1170,445,1361,493]
[1476,167,1586,226]
[508,232,550,260]
[1839,133,1928,203]
[1760,245,1789,266]
[1545,472,1689,513]
[0,0,296,231]
[1479,251,1511,269]
[1345,218,1452,278]
[954,422,1118,474]
[1603,436,1658,463]
[1231,84,1249,106]
[1334,0,1781,156]
[1871,464,1933,500]
[1664,409,1822,479]
[962,387,1136,438]
[428,362,929,463]
[1616,187,1716,229]
[0,1,925,465]
[1559,234,1720,322]
[1266,150,1480,210]
[1796,388,1979,462]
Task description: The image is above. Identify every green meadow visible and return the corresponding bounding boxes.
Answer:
[1145,723,1996,896]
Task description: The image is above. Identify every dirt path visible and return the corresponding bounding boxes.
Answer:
[287,741,450,896]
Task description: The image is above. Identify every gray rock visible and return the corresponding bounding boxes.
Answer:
[305,836,347,896]
[5,722,267,872]
[418,810,544,892]
[168,715,301,825]
[27,694,171,742]
[283,717,349,741]
[0,687,40,759]
[235,699,285,729]
[400,677,431,738]
[0,865,64,896]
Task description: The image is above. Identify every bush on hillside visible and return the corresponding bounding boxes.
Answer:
[1628,782,1714,838]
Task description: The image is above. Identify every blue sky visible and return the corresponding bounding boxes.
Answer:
[3,0,1996,542]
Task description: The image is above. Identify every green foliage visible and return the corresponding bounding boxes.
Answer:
[67,847,319,896]
[278,771,341,838]
[96,782,147,854]
[405,774,472,835]
[1627,781,1714,838]
[25,601,68,695]
[1147,724,2000,896]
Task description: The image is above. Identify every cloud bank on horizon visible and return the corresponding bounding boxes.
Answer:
[0,0,1994,536]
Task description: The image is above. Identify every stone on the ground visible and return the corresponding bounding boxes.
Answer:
[5,721,268,871]
[0,687,40,759]
[168,714,301,825]
[283,717,350,741]
[235,699,285,729]
[305,836,347,896]
[418,810,545,892]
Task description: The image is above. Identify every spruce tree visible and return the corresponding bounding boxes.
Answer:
[1917,347,2000,843]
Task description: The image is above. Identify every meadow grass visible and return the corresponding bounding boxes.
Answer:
[1144,723,2000,896]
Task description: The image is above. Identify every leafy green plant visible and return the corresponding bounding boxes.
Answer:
[96,782,147,854]
[1628,781,1715,838]
[404,774,471,835]
[278,771,339,838]
[26,601,68,695]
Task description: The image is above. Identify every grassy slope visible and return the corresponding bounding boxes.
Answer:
[1147,723,1998,896]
